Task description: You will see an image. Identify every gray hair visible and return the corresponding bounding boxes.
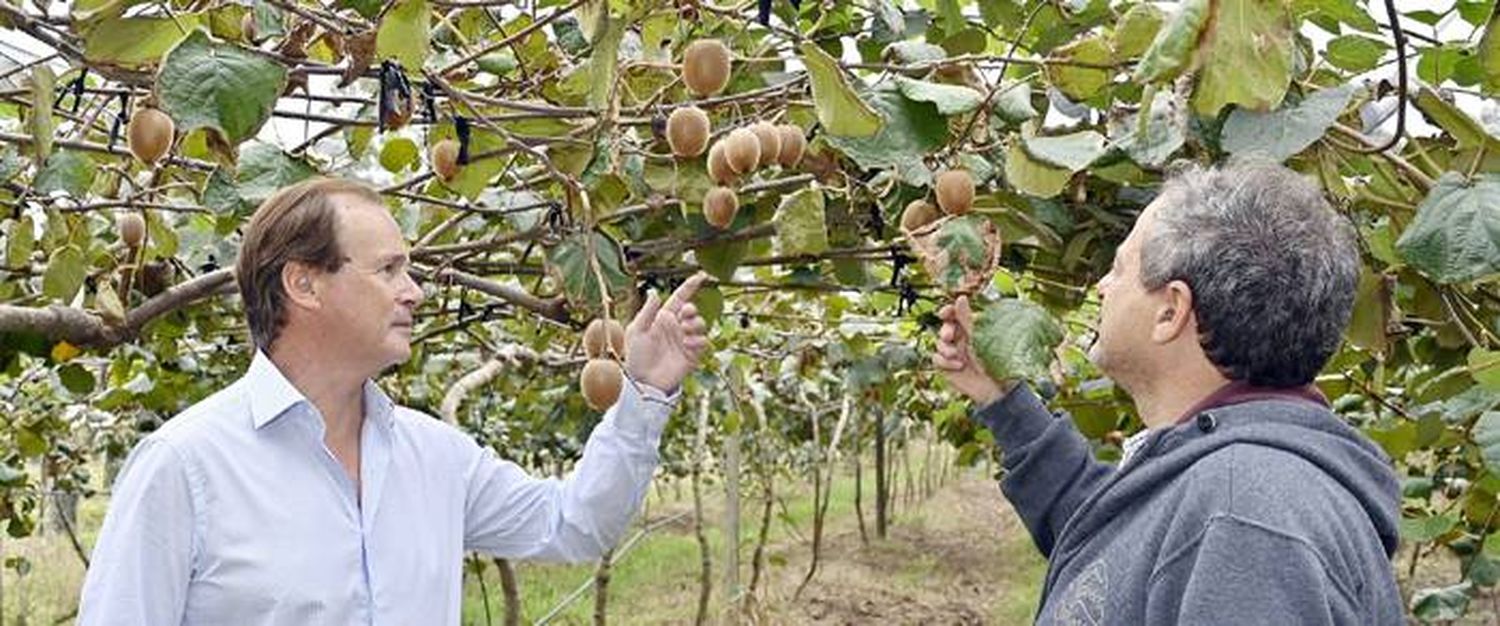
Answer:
[1140,161,1359,387]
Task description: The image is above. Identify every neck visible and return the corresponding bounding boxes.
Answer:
[267,334,367,442]
[1130,362,1231,429]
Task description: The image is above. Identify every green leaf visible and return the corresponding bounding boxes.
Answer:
[1221,83,1355,163]
[1046,35,1112,102]
[1108,88,1186,168]
[376,0,430,70]
[6,217,34,268]
[1472,347,1500,391]
[1476,412,1500,474]
[870,0,905,36]
[971,298,1065,382]
[158,30,288,149]
[1395,173,1500,284]
[1400,513,1459,543]
[585,17,624,109]
[882,41,947,65]
[1481,6,1500,94]
[339,0,383,18]
[1003,141,1071,198]
[1418,45,1465,85]
[28,66,55,163]
[430,125,507,200]
[991,82,1037,123]
[1190,0,1295,117]
[379,137,420,173]
[1023,130,1107,172]
[773,187,829,257]
[1308,0,1380,32]
[42,245,86,302]
[545,231,635,315]
[1325,35,1389,73]
[236,143,317,204]
[1346,269,1390,356]
[1133,0,1211,83]
[1413,87,1500,152]
[893,76,984,115]
[84,13,203,68]
[58,363,95,395]
[823,89,949,186]
[1411,582,1473,620]
[1113,3,1165,59]
[799,42,883,137]
[15,427,47,459]
[697,239,748,282]
[33,151,96,197]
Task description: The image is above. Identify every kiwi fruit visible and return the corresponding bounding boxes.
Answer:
[580,358,623,411]
[666,106,711,158]
[934,169,975,216]
[723,128,761,175]
[703,186,738,229]
[775,124,805,167]
[116,213,146,249]
[431,139,461,181]
[127,108,174,165]
[748,122,782,168]
[707,142,736,185]
[583,318,626,359]
[682,39,732,97]
[900,200,941,232]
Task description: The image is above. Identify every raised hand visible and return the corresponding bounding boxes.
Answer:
[624,272,712,393]
[931,295,1012,406]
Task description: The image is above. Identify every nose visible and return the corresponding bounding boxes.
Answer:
[400,271,424,307]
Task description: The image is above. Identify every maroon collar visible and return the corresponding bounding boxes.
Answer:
[1173,379,1329,426]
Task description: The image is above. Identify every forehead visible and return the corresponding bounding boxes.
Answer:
[332,194,403,242]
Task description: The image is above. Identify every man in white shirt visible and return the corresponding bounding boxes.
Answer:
[78,177,711,625]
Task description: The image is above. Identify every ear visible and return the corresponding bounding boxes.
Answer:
[281,261,323,311]
[1150,279,1195,344]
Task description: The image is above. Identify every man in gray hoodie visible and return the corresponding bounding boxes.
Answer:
[933,162,1403,624]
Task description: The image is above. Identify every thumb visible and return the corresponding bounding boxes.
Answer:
[955,295,976,335]
[629,290,663,333]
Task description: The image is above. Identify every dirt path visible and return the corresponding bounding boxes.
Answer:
[752,471,1047,625]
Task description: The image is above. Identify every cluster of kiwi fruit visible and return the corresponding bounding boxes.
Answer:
[579,318,626,411]
[663,40,808,231]
[900,169,974,233]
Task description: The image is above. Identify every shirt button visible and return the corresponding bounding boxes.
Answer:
[1196,412,1218,433]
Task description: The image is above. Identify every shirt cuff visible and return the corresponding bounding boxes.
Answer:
[608,375,678,442]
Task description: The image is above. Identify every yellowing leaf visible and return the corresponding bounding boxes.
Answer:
[50,341,81,363]
[799,42,883,137]
[1190,0,1295,116]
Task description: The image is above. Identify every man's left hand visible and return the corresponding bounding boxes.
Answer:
[624,272,711,393]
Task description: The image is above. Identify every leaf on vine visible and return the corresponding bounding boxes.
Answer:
[158,30,288,155]
[773,187,829,257]
[799,42,883,137]
[971,298,1065,383]
[375,0,430,70]
[1395,173,1500,284]
[1221,83,1356,163]
[906,214,1001,295]
[546,231,636,317]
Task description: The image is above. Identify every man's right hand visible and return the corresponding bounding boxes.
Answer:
[932,295,1013,406]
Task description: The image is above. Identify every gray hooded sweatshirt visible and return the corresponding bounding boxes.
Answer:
[977,384,1403,625]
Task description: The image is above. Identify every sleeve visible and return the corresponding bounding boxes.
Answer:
[461,378,675,562]
[974,383,1115,557]
[77,436,199,626]
[1145,515,1345,625]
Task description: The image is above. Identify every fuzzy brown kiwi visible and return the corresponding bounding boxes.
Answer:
[666,106,711,158]
[431,139,461,181]
[582,318,626,359]
[775,124,806,167]
[681,39,732,97]
[934,169,975,216]
[580,358,623,411]
[703,186,738,230]
[723,128,761,175]
[127,108,175,165]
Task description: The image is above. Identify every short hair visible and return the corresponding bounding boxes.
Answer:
[1140,162,1359,387]
[235,177,382,352]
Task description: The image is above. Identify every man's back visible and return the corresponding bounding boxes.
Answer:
[981,388,1403,625]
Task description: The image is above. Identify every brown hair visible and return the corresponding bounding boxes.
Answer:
[235,177,382,352]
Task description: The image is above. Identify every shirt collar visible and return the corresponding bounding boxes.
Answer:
[244,350,397,432]
[1173,379,1328,426]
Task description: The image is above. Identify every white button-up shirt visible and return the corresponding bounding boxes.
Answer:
[78,351,675,625]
